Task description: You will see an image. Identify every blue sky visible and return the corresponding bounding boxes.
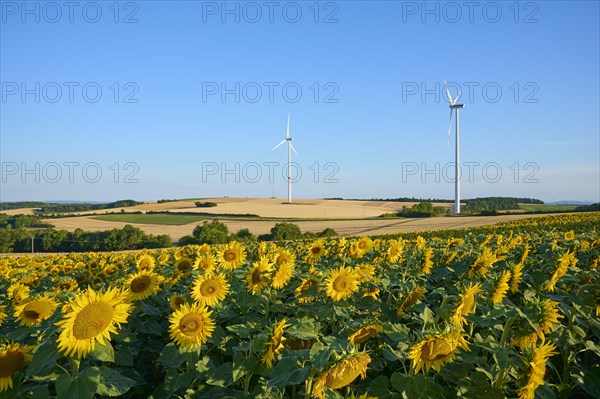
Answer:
[1,0,599,202]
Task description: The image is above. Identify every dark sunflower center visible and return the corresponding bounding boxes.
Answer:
[0,351,26,377]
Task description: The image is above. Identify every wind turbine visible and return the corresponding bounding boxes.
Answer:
[444,80,464,214]
[272,113,298,203]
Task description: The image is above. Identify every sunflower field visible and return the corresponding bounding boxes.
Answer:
[1,212,599,399]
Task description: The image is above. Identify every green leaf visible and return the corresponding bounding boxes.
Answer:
[158,343,184,368]
[309,342,332,370]
[227,324,253,339]
[114,347,134,367]
[267,357,311,388]
[390,373,444,399]
[89,341,114,363]
[27,385,51,399]
[579,366,600,398]
[233,351,257,382]
[55,367,101,399]
[27,340,60,377]
[287,318,321,340]
[493,347,510,370]
[96,366,136,397]
[420,307,435,325]
[206,362,233,387]
[140,302,162,316]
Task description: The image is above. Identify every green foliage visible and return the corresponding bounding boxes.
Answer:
[195,201,218,208]
[463,197,542,213]
[401,202,449,217]
[193,220,230,244]
[270,223,303,241]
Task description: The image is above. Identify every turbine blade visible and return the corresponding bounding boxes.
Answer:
[286,113,290,138]
[447,108,453,147]
[290,143,299,156]
[444,80,453,105]
[272,140,286,151]
[454,89,462,103]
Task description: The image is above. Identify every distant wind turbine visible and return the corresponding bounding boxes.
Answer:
[444,80,464,214]
[272,113,298,203]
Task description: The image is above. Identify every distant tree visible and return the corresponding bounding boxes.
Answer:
[193,220,230,244]
[270,223,303,241]
[234,228,255,242]
[319,228,338,238]
[0,226,16,253]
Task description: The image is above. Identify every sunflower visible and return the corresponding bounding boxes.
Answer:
[102,263,120,278]
[158,252,170,265]
[246,257,273,294]
[362,288,380,299]
[169,302,215,350]
[306,239,327,264]
[511,330,539,349]
[14,295,58,327]
[272,262,295,289]
[491,270,511,304]
[195,254,217,273]
[422,247,434,274]
[564,230,575,241]
[312,353,371,399]
[325,267,359,301]
[262,318,289,368]
[56,287,131,359]
[217,242,246,270]
[387,239,404,263]
[0,305,6,327]
[539,300,562,335]
[416,236,426,249]
[192,273,230,306]
[348,324,383,345]
[510,262,524,293]
[354,264,376,283]
[169,294,188,311]
[0,343,33,393]
[469,247,501,278]
[446,252,458,265]
[272,247,296,267]
[451,282,482,328]
[409,332,469,374]
[397,286,426,316]
[7,283,30,305]
[295,278,321,303]
[355,237,373,257]
[125,270,161,301]
[518,342,557,399]
[545,251,577,291]
[175,257,197,273]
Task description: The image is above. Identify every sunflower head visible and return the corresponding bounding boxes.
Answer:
[192,273,230,307]
[125,270,162,301]
[312,353,371,399]
[14,295,58,327]
[325,267,359,302]
[409,332,469,374]
[169,294,188,311]
[0,343,33,393]
[169,302,215,350]
[348,324,383,346]
[272,262,295,290]
[262,318,290,368]
[56,287,131,359]
[246,257,273,295]
[217,242,246,270]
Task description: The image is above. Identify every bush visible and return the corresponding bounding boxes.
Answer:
[319,228,338,238]
[401,202,449,217]
[195,201,218,208]
[233,228,256,242]
[193,220,230,244]
[271,223,303,241]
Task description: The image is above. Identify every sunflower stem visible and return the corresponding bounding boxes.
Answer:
[304,370,315,399]
[493,315,516,388]
[70,358,80,378]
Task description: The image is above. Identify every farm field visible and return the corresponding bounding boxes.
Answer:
[518,204,578,212]
[0,212,599,398]
[46,211,574,241]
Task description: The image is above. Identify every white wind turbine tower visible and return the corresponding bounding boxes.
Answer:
[445,80,464,214]
[272,113,298,203]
